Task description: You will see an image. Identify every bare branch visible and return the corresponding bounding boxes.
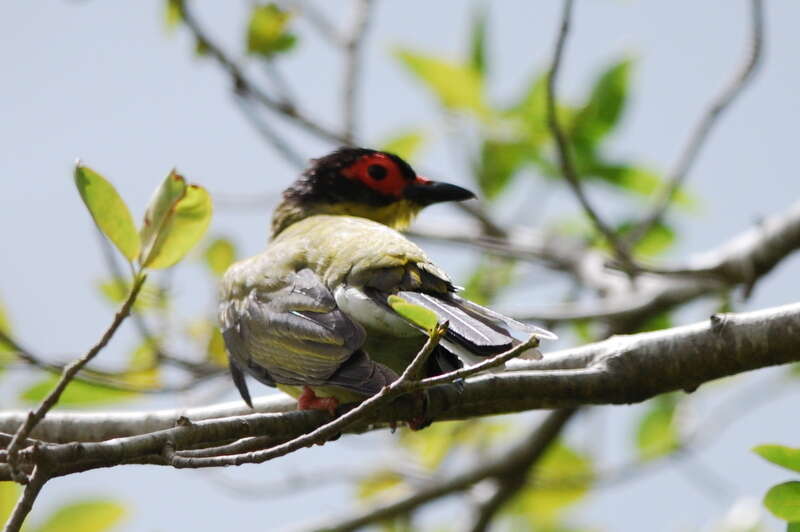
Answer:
[629,0,765,244]
[545,0,633,271]
[342,0,374,142]
[5,275,146,483]
[3,465,48,532]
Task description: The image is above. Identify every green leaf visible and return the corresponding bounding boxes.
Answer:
[636,311,672,333]
[614,220,676,258]
[508,71,550,145]
[635,393,680,460]
[21,376,136,407]
[246,4,297,57]
[476,139,530,200]
[507,441,594,524]
[123,341,160,389]
[0,482,19,525]
[764,482,800,522]
[357,470,406,501]
[754,445,800,473]
[468,5,488,76]
[32,500,126,532]
[399,419,510,470]
[139,173,213,270]
[379,131,426,162]
[572,58,632,147]
[97,278,166,312]
[207,327,227,367]
[164,0,182,31]
[0,302,12,359]
[460,257,515,306]
[387,295,439,333]
[74,164,141,262]
[394,49,488,117]
[204,237,237,277]
[788,522,800,532]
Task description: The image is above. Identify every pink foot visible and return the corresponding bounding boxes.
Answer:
[297,386,339,416]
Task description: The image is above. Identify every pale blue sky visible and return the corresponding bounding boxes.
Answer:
[2,1,799,530]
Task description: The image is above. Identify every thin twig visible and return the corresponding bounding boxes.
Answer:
[177,0,348,145]
[628,0,764,245]
[545,0,633,271]
[233,94,307,169]
[164,324,448,469]
[3,465,48,532]
[342,0,374,143]
[5,275,146,483]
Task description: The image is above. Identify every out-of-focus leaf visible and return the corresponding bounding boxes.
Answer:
[207,328,227,367]
[789,522,800,532]
[584,162,696,208]
[21,376,136,407]
[139,175,213,269]
[399,419,510,470]
[572,320,595,344]
[755,445,800,473]
[0,482,19,525]
[74,164,141,262]
[476,140,530,200]
[247,4,297,57]
[635,393,680,460]
[31,500,126,532]
[357,470,407,501]
[508,441,594,524]
[460,257,515,306]
[468,5,488,76]
[764,482,800,522]
[508,72,550,144]
[387,295,439,333]
[379,131,426,162]
[0,302,12,359]
[612,220,676,258]
[572,58,631,147]
[395,49,488,117]
[204,237,237,277]
[164,0,182,31]
[636,311,672,333]
[194,38,209,57]
[123,341,160,388]
[97,278,166,312]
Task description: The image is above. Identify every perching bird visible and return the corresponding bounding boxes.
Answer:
[218,147,555,414]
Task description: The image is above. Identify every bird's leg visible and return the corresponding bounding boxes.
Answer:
[297,386,339,416]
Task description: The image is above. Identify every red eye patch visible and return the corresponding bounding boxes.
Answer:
[341,154,409,197]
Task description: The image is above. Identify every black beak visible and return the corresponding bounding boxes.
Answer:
[404,178,476,206]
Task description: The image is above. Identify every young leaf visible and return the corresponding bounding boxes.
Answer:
[357,470,407,501]
[635,393,680,460]
[764,482,800,522]
[140,179,213,270]
[379,131,426,162]
[97,278,166,312]
[476,140,530,200]
[164,0,183,31]
[572,58,632,147]
[31,500,126,532]
[21,376,136,407]
[247,3,297,57]
[468,4,488,76]
[508,71,550,144]
[138,170,188,265]
[754,445,800,473]
[74,164,141,262]
[394,49,488,118]
[387,295,439,333]
[204,237,237,277]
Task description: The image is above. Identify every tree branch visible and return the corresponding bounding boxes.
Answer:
[629,0,765,245]
[3,465,48,532]
[342,0,374,143]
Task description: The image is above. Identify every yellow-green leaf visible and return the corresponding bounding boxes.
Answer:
[164,0,183,31]
[764,482,800,522]
[755,445,800,473]
[573,58,632,146]
[379,131,426,162]
[0,302,12,360]
[21,376,136,407]
[97,278,165,312]
[138,170,187,266]
[140,179,213,270]
[204,237,237,277]
[387,295,438,333]
[394,49,488,118]
[74,164,140,262]
[635,393,680,460]
[357,470,407,501]
[0,482,19,525]
[207,328,227,367]
[32,500,126,532]
[246,4,297,57]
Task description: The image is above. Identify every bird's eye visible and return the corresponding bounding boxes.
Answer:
[367,164,388,181]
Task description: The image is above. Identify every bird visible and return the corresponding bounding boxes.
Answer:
[218,147,556,416]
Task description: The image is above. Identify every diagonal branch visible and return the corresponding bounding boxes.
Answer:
[342,0,374,143]
[545,0,633,270]
[629,0,765,245]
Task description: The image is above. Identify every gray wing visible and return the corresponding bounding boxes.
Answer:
[220,268,396,404]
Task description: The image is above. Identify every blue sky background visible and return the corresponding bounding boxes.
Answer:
[2,1,800,530]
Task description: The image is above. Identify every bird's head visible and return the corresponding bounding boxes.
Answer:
[272,147,475,235]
